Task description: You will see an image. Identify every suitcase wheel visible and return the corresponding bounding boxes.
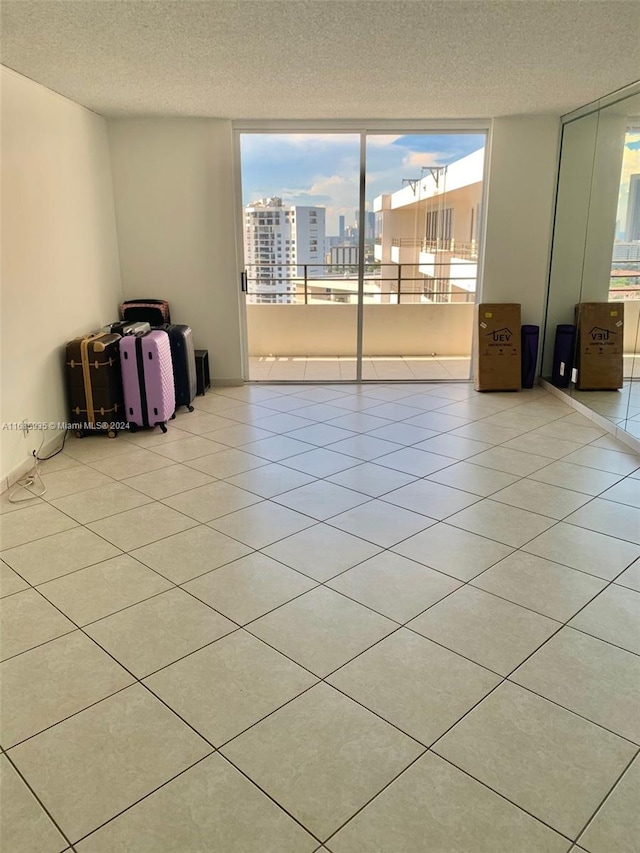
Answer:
[107,430,117,439]
[170,413,176,420]
[187,405,195,413]
[128,423,138,434]
[75,430,84,439]
[159,423,168,433]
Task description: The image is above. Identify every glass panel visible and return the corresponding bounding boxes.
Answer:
[363,133,486,381]
[542,113,600,381]
[239,133,360,381]
[612,122,640,434]
[542,87,640,445]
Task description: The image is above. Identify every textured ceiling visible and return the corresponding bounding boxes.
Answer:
[1,0,639,119]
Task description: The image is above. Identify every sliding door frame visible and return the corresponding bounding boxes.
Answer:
[232,119,492,382]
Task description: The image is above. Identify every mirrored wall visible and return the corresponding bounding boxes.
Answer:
[543,84,640,444]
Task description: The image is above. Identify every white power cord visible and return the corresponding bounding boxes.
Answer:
[7,428,68,503]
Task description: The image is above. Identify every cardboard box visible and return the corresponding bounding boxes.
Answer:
[575,302,624,390]
[473,303,521,391]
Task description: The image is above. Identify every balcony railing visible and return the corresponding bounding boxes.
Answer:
[391,237,422,248]
[421,238,478,259]
[243,262,477,305]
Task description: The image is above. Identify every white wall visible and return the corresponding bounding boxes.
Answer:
[0,68,123,484]
[106,117,560,384]
[108,119,243,384]
[482,116,561,326]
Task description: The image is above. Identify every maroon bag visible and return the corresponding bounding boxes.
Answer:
[119,299,171,325]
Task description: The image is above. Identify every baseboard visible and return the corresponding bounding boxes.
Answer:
[211,378,244,387]
[540,379,640,455]
[1,433,66,495]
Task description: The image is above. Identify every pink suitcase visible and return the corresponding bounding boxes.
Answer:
[120,330,175,432]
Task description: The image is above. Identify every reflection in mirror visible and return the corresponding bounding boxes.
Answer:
[543,86,640,447]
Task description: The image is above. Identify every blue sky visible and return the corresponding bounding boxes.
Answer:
[240,132,486,233]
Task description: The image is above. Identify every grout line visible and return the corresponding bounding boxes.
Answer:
[571,750,639,848]
[1,750,78,851]
[63,752,217,848]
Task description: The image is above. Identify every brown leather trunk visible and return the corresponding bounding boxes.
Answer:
[65,332,124,433]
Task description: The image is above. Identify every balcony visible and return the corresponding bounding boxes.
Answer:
[421,237,478,260]
[243,262,475,380]
[390,237,422,264]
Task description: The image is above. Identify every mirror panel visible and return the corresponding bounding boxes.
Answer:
[543,87,640,445]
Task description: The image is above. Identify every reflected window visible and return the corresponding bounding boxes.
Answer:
[610,128,640,302]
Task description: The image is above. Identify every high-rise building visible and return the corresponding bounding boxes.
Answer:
[338,215,345,240]
[366,211,376,239]
[625,174,640,241]
[244,198,326,303]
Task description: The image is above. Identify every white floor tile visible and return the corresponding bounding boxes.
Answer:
[446,500,555,548]
[408,585,560,675]
[329,500,436,548]
[329,752,569,853]
[221,683,422,839]
[183,552,316,625]
[207,501,315,549]
[73,754,316,853]
[392,522,514,581]
[433,681,636,838]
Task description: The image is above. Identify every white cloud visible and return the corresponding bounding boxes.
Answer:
[403,150,450,169]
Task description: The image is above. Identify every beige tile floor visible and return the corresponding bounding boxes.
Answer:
[1,381,639,853]
[249,355,472,381]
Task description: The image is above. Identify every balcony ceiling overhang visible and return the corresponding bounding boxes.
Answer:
[2,1,639,119]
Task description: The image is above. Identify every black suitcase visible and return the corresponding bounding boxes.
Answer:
[155,324,197,412]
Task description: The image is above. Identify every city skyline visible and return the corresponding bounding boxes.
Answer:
[241,133,485,233]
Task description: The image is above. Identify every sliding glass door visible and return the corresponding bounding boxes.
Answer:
[236,126,488,382]
[364,132,485,380]
[239,132,361,381]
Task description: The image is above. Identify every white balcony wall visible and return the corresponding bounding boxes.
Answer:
[450,259,478,292]
[418,252,437,277]
[246,304,473,357]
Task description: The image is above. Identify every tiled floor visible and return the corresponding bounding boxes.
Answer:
[1,381,640,852]
[571,378,640,440]
[249,355,471,381]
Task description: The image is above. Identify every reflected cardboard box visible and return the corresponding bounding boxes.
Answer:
[575,302,624,390]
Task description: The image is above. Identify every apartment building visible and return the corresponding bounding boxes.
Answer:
[244,198,326,303]
[374,148,484,303]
